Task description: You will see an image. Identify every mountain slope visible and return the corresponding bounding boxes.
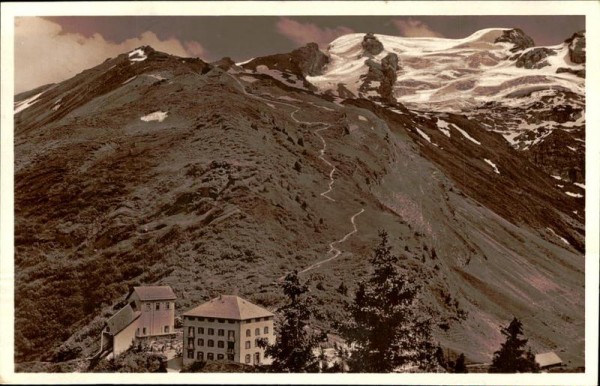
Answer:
[14,35,585,371]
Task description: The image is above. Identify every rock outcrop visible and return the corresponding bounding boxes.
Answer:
[515,48,556,69]
[361,32,384,56]
[495,28,535,52]
[565,30,585,64]
[290,42,330,76]
[211,57,236,71]
[556,67,585,78]
[360,53,399,103]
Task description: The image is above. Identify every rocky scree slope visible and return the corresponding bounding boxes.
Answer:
[13,38,584,370]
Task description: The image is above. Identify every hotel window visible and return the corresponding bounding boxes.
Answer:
[208,328,214,335]
[264,326,269,334]
[208,340,214,347]
[166,302,171,310]
[255,328,260,336]
[208,318,214,322]
[143,327,147,335]
[218,319,225,323]
[188,327,194,335]
[155,302,160,310]
[245,354,251,364]
[217,354,224,360]
[164,326,169,333]
[218,341,224,348]
[254,352,260,364]
[187,350,194,359]
[197,351,204,361]
[198,338,204,346]
[255,338,260,348]
[207,353,214,360]
[228,330,235,340]
[145,303,152,311]
[245,341,251,349]
[228,320,235,324]
[218,329,225,336]
[198,327,204,334]
[246,329,251,337]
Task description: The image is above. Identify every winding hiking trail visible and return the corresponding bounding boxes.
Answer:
[298,208,365,275]
[228,73,364,278]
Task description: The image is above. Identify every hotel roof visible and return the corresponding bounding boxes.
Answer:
[130,286,177,301]
[184,295,273,320]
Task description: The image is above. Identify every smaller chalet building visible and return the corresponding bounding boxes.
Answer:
[182,295,275,367]
[103,285,177,357]
[535,351,563,370]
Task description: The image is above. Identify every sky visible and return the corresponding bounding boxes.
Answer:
[14,15,585,94]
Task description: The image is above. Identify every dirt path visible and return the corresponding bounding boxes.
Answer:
[228,73,364,277]
[298,208,365,275]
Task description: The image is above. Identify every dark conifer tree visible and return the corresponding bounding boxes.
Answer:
[488,317,540,373]
[341,230,437,372]
[453,353,468,373]
[259,271,323,372]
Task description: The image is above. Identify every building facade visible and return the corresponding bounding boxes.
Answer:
[103,285,176,357]
[127,286,177,338]
[182,295,275,367]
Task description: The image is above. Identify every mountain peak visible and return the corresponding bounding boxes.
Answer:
[362,32,384,56]
[493,28,535,52]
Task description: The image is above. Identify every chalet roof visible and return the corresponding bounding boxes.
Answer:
[183,295,273,320]
[535,351,562,368]
[131,286,177,301]
[106,304,141,336]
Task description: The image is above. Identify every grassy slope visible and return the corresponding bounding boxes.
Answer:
[14,62,584,369]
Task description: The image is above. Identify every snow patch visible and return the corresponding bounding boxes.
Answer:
[14,92,44,114]
[129,48,147,62]
[452,124,481,145]
[358,115,368,122]
[484,159,500,174]
[277,95,302,102]
[565,191,583,198]
[415,128,431,143]
[436,119,451,137]
[552,175,562,180]
[239,75,258,83]
[236,57,255,66]
[546,228,571,246]
[122,76,137,85]
[140,111,168,122]
[146,74,166,81]
[52,104,61,111]
[574,182,585,189]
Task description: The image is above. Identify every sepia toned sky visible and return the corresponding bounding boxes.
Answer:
[15,15,584,94]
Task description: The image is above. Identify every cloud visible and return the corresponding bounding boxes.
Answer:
[14,17,207,94]
[276,17,354,48]
[392,19,444,38]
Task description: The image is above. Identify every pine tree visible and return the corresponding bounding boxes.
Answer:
[259,271,323,372]
[488,317,540,373]
[435,345,446,370]
[341,230,437,372]
[337,281,348,296]
[453,353,468,373]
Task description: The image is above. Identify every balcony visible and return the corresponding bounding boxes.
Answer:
[226,348,235,355]
[228,336,236,342]
[187,331,195,338]
[187,344,194,350]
